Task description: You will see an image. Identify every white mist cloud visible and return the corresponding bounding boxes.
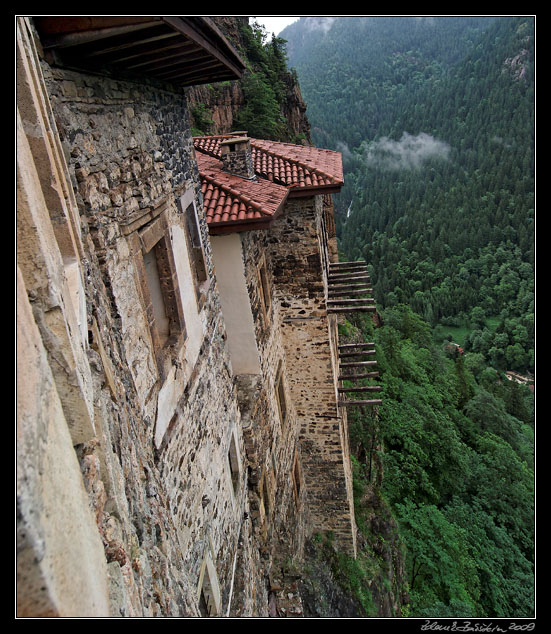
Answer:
[363,132,451,170]
[335,140,352,159]
[304,17,337,34]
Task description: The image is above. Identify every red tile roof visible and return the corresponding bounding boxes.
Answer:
[193,135,344,233]
[196,152,289,234]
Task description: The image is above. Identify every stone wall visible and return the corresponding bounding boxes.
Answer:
[17,18,265,616]
[17,16,356,618]
[268,194,357,556]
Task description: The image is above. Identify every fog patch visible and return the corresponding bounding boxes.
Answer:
[363,132,451,170]
[304,17,337,34]
[335,140,353,159]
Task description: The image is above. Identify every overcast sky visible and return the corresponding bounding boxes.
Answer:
[252,16,300,37]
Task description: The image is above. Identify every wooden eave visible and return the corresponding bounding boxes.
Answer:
[207,218,274,235]
[31,16,246,87]
[287,183,343,197]
[206,192,288,235]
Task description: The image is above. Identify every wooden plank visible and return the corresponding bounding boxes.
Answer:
[339,350,377,357]
[338,386,382,393]
[340,360,378,367]
[338,372,379,380]
[329,268,368,276]
[328,288,372,296]
[338,399,383,406]
[328,274,371,283]
[327,306,377,313]
[339,342,376,349]
[329,262,368,268]
[328,297,374,304]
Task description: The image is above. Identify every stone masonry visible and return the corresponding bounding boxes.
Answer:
[17,16,359,618]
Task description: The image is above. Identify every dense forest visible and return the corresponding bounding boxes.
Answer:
[277,16,535,618]
[282,16,535,375]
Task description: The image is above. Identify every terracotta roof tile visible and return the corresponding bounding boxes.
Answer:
[194,135,344,191]
[196,152,288,232]
[193,135,343,232]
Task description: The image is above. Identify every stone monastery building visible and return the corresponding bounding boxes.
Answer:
[17,17,380,617]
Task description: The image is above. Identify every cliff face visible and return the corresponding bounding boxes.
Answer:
[185,17,407,619]
[186,17,311,143]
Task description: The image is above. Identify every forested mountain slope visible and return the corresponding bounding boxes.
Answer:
[281,16,535,618]
[283,16,534,376]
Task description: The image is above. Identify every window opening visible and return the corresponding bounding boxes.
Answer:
[293,454,302,504]
[184,201,208,294]
[275,362,287,427]
[143,244,171,346]
[136,213,187,370]
[198,548,221,617]
[199,569,219,617]
[258,259,271,317]
[227,431,240,497]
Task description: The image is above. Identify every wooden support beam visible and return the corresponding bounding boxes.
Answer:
[340,360,378,368]
[328,297,374,304]
[329,260,367,271]
[338,386,382,393]
[338,372,379,380]
[329,268,368,276]
[338,399,383,407]
[339,350,376,357]
[327,273,371,284]
[327,306,377,313]
[339,342,376,349]
[328,288,373,297]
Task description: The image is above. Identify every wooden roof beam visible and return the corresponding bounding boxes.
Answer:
[161,16,245,79]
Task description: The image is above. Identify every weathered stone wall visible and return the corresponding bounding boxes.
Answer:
[17,19,111,617]
[17,16,356,618]
[17,21,265,615]
[267,194,357,556]
[239,229,308,553]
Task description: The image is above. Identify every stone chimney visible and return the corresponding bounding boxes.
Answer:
[220,135,255,180]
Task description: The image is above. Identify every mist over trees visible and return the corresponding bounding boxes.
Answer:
[281,16,535,618]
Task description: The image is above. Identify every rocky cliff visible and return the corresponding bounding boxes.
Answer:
[185,17,311,143]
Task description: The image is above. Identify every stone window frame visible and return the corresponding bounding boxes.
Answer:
[197,541,222,617]
[130,208,187,379]
[179,191,210,307]
[257,253,272,324]
[226,425,242,502]
[259,466,274,529]
[292,452,302,507]
[275,360,288,430]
